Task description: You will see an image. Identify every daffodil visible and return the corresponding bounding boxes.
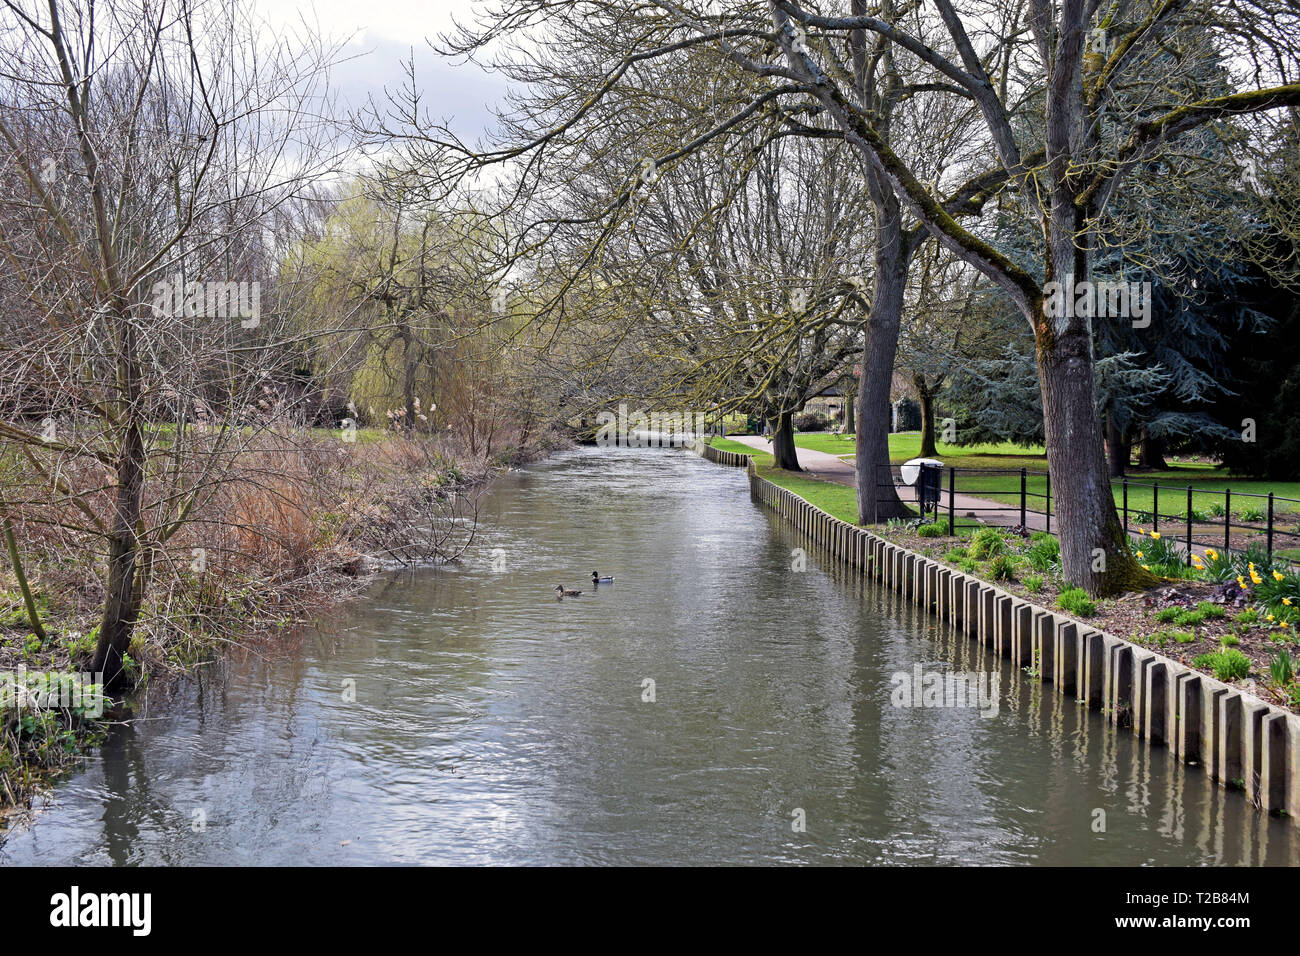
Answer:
[1205,548,1218,560]
[1251,571,1263,584]
[1136,550,1144,558]
[1267,614,1275,622]
[1151,531,1161,539]
[1249,562,1256,571]
[1237,575,1248,589]
[1284,598,1293,606]
[1141,564,1151,571]
[1274,571,1285,581]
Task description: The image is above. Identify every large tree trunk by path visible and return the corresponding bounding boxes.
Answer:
[1035,59,1153,597]
[844,388,855,434]
[916,376,937,457]
[854,196,912,523]
[1035,323,1146,595]
[1105,411,1126,477]
[772,410,802,471]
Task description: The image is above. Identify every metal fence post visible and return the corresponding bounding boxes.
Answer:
[1020,468,1026,528]
[948,467,955,536]
[1046,472,1051,534]
[1186,486,1193,566]
[1122,478,1128,532]
[1224,488,1231,554]
[1268,493,1275,560]
[1153,482,1159,533]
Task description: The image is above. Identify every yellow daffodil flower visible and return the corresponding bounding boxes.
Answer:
[1205,548,1218,560]
[1151,532,1161,539]
[1284,598,1293,606]
[1274,571,1285,581]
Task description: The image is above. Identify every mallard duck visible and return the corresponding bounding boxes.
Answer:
[591,571,615,584]
[554,584,582,597]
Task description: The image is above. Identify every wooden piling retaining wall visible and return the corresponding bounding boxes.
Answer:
[695,440,1300,825]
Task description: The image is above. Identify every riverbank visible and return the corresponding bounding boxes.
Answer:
[706,437,1300,717]
[710,444,1300,824]
[0,428,568,816]
[7,444,1289,865]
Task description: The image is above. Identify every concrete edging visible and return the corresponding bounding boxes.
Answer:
[695,444,1300,826]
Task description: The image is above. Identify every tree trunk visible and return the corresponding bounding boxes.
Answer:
[844,388,855,434]
[772,410,802,471]
[93,417,146,691]
[854,193,912,523]
[401,325,417,438]
[1139,430,1167,470]
[1035,323,1148,595]
[916,376,937,457]
[1105,410,1126,477]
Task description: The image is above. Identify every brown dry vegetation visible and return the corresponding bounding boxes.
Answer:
[0,425,564,814]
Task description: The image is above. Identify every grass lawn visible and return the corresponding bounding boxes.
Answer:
[715,432,1300,519]
[951,467,1300,519]
[708,437,979,528]
[710,436,771,465]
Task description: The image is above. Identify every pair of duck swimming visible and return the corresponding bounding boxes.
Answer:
[554,571,615,597]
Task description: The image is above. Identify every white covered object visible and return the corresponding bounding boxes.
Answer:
[900,458,945,486]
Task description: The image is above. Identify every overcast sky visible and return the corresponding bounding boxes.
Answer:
[258,0,509,142]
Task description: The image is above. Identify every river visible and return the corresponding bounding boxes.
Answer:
[2,446,1295,865]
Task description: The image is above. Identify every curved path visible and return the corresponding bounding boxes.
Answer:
[727,434,1050,531]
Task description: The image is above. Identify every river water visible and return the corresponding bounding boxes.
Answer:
[2,446,1296,865]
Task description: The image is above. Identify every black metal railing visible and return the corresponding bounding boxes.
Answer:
[876,465,1300,567]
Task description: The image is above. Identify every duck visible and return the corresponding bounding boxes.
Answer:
[554,584,582,597]
[591,571,615,584]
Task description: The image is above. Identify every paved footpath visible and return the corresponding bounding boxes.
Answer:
[727,435,1209,564]
[728,434,1050,531]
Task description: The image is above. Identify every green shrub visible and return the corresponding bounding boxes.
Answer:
[960,558,979,574]
[1194,602,1226,619]
[64,625,99,663]
[1221,634,1241,646]
[917,521,947,538]
[1253,565,1300,607]
[1208,502,1226,518]
[1193,648,1251,682]
[1240,505,1265,522]
[1235,609,1260,625]
[1269,649,1295,686]
[1133,533,1191,578]
[1174,609,1207,628]
[1155,607,1181,624]
[988,554,1017,582]
[1057,587,1096,617]
[944,546,969,562]
[968,528,1006,560]
[1171,630,1197,644]
[1023,574,1044,593]
[1025,535,1060,572]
